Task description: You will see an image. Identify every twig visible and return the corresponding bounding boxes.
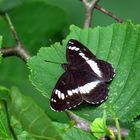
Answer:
[95,5,123,23]
[66,111,128,139]
[1,47,30,62]
[2,13,30,62]
[82,0,100,28]
[3,101,18,140]
[81,0,123,28]
[66,111,90,132]
[5,13,21,46]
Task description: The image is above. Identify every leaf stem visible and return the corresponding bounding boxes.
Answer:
[115,118,122,140]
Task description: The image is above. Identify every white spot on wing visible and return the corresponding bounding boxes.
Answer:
[69,46,77,50]
[79,52,84,56]
[57,91,61,99]
[69,41,74,44]
[55,89,58,95]
[61,93,65,100]
[75,48,79,51]
[72,89,78,94]
[68,90,73,96]
[51,98,56,102]
[87,60,102,77]
[78,52,89,61]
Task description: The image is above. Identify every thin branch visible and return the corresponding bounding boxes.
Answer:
[2,13,30,62]
[1,47,30,62]
[82,0,100,28]
[95,5,123,23]
[5,13,21,46]
[81,0,123,28]
[66,111,128,139]
[66,111,90,132]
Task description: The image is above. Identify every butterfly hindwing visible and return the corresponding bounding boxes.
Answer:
[94,59,115,82]
[74,70,108,104]
[81,83,108,104]
[50,72,82,111]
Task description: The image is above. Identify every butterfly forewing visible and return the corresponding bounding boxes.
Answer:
[67,39,96,65]
[67,39,115,81]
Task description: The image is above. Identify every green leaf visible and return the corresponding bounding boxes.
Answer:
[9,87,63,140]
[64,127,95,140]
[54,122,96,140]
[0,36,2,62]
[0,0,24,12]
[90,111,114,139]
[11,117,36,140]
[126,121,140,140]
[28,22,140,122]
[0,85,10,101]
[0,102,12,139]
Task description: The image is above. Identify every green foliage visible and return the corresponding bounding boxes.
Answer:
[0,86,10,101]
[126,121,140,140]
[9,87,63,140]
[0,36,2,62]
[54,122,96,140]
[28,22,140,123]
[0,0,24,12]
[0,89,11,139]
[64,127,95,140]
[0,1,67,122]
[1,1,140,139]
[0,102,12,139]
[90,111,114,139]
[11,117,36,140]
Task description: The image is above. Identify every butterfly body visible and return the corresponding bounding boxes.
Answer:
[50,39,115,112]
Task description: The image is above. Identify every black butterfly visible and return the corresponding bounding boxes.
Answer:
[50,39,115,112]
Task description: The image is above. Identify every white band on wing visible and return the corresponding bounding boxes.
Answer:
[86,60,102,77]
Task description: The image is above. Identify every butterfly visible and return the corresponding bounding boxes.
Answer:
[50,39,115,112]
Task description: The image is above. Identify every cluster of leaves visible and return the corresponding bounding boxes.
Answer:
[28,22,140,139]
[0,0,140,140]
[1,21,140,139]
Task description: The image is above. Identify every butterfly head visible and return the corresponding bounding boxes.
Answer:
[61,63,77,71]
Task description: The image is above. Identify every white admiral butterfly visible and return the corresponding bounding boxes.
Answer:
[50,39,115,112]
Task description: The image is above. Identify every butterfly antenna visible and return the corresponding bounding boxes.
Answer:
[44,60,63,65]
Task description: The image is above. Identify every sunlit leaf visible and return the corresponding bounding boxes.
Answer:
[28,22,140,122]
[90,111,114,139]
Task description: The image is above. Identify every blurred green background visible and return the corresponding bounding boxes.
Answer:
[0,0,139,122]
